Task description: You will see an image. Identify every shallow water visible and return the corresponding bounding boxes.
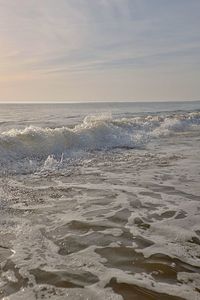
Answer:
[0,102,200,299]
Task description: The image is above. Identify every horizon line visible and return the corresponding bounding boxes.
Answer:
[0,99,199,104]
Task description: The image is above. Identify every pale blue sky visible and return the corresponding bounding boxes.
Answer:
[0,0,200,102]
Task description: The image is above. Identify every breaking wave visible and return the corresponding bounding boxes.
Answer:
[0,111,199,170]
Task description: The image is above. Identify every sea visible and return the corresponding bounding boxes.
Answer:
[0,101,200,300]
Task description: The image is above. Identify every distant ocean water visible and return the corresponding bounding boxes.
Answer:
[0,101,200,300]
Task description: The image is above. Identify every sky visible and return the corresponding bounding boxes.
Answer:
[0,0,200,102]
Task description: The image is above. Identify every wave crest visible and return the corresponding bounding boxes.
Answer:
[0,111,199,165]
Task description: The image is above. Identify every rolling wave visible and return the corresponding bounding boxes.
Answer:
[0,112,199,165]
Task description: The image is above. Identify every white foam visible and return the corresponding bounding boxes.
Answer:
[0,112,199,167]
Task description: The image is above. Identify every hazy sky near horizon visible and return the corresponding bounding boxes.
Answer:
[0,0,200,102]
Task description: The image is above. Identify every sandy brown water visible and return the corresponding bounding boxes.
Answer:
[0,102,200,299]
[0,131,200,300]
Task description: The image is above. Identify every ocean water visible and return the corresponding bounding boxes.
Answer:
[0,101,200,300]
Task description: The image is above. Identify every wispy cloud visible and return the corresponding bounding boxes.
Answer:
[0,0,200,100]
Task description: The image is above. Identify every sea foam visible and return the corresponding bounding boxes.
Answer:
[0,111,199,165]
